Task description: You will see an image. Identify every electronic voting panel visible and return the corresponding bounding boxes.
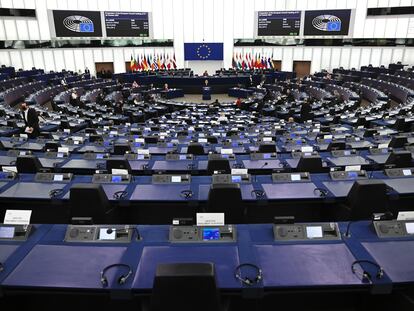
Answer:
[64,225,135,242]
[169,225,236,243]
[373,220,414,238]
[274,223,341,241]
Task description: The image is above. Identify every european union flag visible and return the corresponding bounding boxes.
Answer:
[79,23,94,32]
[184,43,224,61]
[327,21,341,31]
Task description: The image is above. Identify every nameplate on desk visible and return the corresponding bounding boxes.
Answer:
[272,172,311,183]
[64,225,134,243]
[0,224,33,241]
[4,210,32,225]
[330,170,367,181]
[197,213,225,226]
[2,166,17,173]
[152,174,191,184]
[274,223,340,241]
[398,211,414,221]
[169,225,236,243]
[166,154,193,161]
[373,220,414,238]
[250,153,277,160]
[34,172,73,183]
[137,149,150,155]
[384,168,414,178]
[212,174,251,184]
[92,174,131,184]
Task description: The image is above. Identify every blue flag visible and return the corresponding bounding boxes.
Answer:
[184,43,224,61]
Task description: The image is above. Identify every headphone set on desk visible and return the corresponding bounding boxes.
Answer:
[234,263,263,286]
[351,260,384,283]
[180,189,193,199]
[113,190,128,200]
[49,188,64,198]
[100,263,133,287]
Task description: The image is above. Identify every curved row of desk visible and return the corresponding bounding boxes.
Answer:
[0,221,413,299]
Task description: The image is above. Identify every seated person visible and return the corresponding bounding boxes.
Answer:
[114,100,124,114]
[132,80,139,88]
[285,89,295,102]
[164,83,169,91]
[235,97,242,108]
[69,91,80,107]
[203,70,209,77]
[217,112,228,123]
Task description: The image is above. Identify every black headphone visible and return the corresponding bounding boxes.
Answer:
[180,189,193,199]
[113,190,128,200]
[49,188,64,198]
[351,260,384,283]
[234,263,263,286]
[251,189,265,199]
[313,187,328,197]
[100,263,133,287]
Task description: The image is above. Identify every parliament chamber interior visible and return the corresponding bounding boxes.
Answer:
[1,1,414,310]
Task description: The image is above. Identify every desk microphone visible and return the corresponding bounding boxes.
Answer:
[260,162,268,169]
[344,221,355,238]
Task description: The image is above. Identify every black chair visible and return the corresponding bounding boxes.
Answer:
[258,142,276,153]
[207,183,243,223]
[106,158,132,173]
[16,155,43,173]
[363,129,377,138]
[187,142,205,155]
[385,151,412,168]
[144,136,158,144]
[296,155,324,173]
[150,263,223,311]
[207,159,231,175]
[327,141,346,151]
[388,136,408,148]
[69,183,111,224]
[343,180,388,220]
[113,143,131,155]
[44,141,61,152]
[207,136,218,144]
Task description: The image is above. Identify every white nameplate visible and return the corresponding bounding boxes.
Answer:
[4,209,32,225]
[196,213,225,226]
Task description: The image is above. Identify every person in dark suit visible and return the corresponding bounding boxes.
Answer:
[69,91,80,107]
[300,99,312,122]
[285,89,295,102]
[20,103,40,138]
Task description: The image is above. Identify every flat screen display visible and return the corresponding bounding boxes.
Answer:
[0,227,14,239]
[258,11,301,36]
[231,175,242,183]
[306,226,323,239]
[304,9,351,36]
[0,226,15,238]
[111,175,122,182]
[52,10,102,37]
[406,223,414,234]
[202,228,220,241]
[104,11,149,37]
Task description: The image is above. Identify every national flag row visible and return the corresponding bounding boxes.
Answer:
[232,53,275,70]
[129,53,177,71]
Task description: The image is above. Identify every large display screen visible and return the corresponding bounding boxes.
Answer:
[104,11,149,37]
[304,9,351,36]
[52,10,102,37]
[257,11,301,36]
